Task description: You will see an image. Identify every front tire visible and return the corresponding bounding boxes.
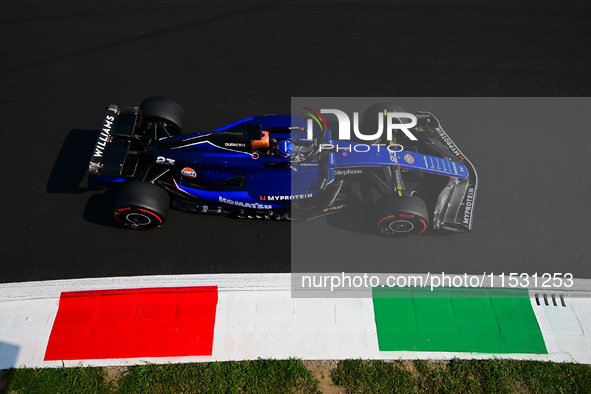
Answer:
[375,194,429,237]
[113,181,169,229]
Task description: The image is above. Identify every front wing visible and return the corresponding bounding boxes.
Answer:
[414,112,478,232]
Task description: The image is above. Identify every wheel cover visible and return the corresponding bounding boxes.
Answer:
[377,214,427,236]
[389,219,415,233]
[126,212,151,226]
[114,207,163,229]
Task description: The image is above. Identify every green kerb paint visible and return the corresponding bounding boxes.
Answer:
[372,287,547,354]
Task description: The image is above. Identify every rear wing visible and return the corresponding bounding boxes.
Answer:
[414,112,478,232]
[88,105,140,176]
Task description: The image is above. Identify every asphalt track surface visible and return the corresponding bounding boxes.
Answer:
[1,0,591,283]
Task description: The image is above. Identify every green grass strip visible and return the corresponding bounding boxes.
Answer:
[0,359,318,394]
[331,359,591,394]
[0,364,112,394]
[3,358,590,394]
[373,287,547,354]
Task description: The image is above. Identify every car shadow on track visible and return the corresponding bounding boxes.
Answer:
[46,129,99,193]
[325,204,379,236]
[46,129,121,228]
[82,188,122,228]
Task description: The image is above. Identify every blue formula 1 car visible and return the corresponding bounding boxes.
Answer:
[88,97,478,236]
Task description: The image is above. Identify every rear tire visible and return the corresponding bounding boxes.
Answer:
[375,194,429,237]
[140,96,185,135]
[113,181,169,229]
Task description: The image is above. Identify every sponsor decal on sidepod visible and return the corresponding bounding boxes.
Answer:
[181,167,197,178]
[218,197,272,210]
[259,193,313,201]
[334,169,363,176]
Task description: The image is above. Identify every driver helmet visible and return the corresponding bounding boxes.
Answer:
[275,140,296,158]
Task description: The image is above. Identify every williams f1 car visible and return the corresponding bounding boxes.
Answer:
[88,97,478,236]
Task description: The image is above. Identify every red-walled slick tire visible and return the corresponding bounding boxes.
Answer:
[113,181,169,230]
[375,194,429,237]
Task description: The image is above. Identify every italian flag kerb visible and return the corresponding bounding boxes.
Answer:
[44,287,218,360]
[372,287,547,354]
[44,285,548,361]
